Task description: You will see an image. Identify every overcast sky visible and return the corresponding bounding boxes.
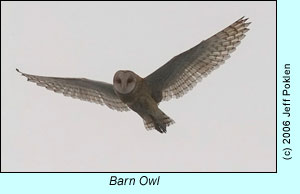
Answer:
[1,1,276,172]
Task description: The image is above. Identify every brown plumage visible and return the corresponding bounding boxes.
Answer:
[112,70,174,133]
[17,17,250,133]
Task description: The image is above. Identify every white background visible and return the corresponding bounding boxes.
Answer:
[1,1,276,172]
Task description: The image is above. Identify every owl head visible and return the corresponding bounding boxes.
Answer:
[113,70,137,94]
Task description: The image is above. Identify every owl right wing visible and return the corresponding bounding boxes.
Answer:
[145,17,250,102]
[17,69,129,112]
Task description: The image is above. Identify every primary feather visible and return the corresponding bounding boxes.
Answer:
[16,69,129,112]
[145,17,250,102]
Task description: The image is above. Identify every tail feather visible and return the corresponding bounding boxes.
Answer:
[143,112,175,133]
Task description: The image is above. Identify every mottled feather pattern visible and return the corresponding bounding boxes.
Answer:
[146,17,250,101]
[16,69,129,112]
[162,17,250,100]
[143,115,175,132]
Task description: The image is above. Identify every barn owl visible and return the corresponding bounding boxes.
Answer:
[17,17,250,133]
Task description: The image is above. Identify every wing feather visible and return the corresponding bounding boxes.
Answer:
[145,17,251,102]
[17,69,129,112]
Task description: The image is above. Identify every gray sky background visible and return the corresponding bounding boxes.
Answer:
[1,2,276,172]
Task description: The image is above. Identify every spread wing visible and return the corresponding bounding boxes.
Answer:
[145,17,250,102]
[17,69,129,112]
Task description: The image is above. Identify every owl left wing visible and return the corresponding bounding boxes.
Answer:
[145,17,250,102]
[17,69,129,111]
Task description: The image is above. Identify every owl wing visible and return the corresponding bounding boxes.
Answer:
[17,69,129,112]
[145,17,250,102]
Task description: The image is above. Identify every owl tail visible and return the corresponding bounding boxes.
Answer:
[143,110,175,133]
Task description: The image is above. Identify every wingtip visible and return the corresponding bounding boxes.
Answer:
[16,68,25,76]
[238,16,249,22]
[16,68,22,74]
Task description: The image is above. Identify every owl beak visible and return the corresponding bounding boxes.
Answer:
[121,82,127,90]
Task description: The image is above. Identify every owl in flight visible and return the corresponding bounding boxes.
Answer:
[17,17,250,133]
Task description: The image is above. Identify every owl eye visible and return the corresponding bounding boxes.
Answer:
[127,78,133,83]
[116,78,121,84]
